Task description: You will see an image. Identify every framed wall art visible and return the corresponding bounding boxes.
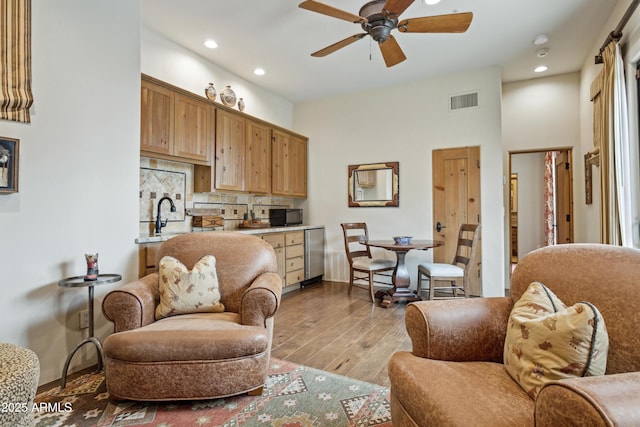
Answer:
[0,136,19,194]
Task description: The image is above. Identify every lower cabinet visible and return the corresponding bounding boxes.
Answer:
[284,231,305,287]
[261,233,285,285]
[259,231,305,288]
[139,231,307,287]
[138,242,162,277]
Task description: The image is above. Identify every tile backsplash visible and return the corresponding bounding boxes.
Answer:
[139,157,293,235]
[140,167,186,222]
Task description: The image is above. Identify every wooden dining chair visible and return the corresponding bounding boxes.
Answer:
[340,223,395,302]
[416,224,481,299]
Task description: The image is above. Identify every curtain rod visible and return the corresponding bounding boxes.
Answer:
[595,0,640,63]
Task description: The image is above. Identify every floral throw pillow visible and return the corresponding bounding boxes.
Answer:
[503,281,608,399]
[155,255,225,320]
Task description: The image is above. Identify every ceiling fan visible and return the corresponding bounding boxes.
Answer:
[298,0,473,67]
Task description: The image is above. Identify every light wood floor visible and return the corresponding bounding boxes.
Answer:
[271,281,412,388]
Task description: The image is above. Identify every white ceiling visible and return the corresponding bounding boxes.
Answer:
[142,0,617,104]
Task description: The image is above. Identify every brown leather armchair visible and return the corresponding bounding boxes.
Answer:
[102,232,282,401]
[389,244,640,426]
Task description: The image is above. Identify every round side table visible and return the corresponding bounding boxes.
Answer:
[58,273,121,388]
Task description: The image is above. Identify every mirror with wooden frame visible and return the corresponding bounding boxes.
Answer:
[348,162,399,207]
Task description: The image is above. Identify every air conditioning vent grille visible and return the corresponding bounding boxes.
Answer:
[450,92,479,110]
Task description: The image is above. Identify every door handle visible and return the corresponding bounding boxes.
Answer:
[436,222,446,232]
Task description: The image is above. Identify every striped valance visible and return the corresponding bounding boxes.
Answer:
[1,0,32,123]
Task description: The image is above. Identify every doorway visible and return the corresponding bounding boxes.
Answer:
[432,146,482,296]
[509,149,574,266]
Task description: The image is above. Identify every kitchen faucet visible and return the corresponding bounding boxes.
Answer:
[155,196,176,234]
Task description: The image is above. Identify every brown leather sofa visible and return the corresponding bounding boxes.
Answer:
[102,232,282,401]
[389,244,640,426]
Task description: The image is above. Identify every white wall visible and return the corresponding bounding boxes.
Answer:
[141,27,294,130]
[502,73,583,286]
[511,153,546,256]
[294,67,506,297]
[0,0,141,385]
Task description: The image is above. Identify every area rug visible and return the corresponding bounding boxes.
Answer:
[33,358,392,427]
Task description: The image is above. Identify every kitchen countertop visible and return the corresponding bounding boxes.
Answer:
[135,225,325,244]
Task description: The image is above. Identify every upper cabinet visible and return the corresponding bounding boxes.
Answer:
[142,75,307,198]
[214,109,245,191]
[140,75,213,165]
[245,119,271,194]
[140,79,174,156]
[272,129,307,198]
[174,94,212,162]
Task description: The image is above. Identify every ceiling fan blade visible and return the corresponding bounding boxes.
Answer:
[379,35,406,67]
[299,0,366,23]
[398,12,473,33]
[383,0,414,17]
[311,33,367,57]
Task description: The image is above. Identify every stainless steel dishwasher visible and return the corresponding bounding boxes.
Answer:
[303,227,325,286]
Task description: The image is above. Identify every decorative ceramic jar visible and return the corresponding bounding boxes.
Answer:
[237,98,245,112]
[205,83,216,101]
[221,85,237,107]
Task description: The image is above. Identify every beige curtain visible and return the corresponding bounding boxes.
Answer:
[591,43,618,244]
[0,0,32,123]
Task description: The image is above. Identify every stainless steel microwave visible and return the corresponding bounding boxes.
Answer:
[269,209,303,226]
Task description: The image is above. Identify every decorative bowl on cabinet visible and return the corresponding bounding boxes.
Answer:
[221,85,236,107]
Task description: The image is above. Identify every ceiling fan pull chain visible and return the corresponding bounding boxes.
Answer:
[369,37,372,61]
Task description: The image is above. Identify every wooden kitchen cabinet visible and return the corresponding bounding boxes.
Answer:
[140,76,308,197]
[284,231,305,287]
[257,231,304,288]
[140,75,213,164]
[140,79,174,156]
[173,93,212,162]
[272,129,308,198]
[258,233,285,285]
[245,119,271,194]
[196,114,272,194]
[138,242,162,277]
[214,109,245,191]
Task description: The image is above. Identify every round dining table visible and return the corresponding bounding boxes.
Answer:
[361,239,444,308]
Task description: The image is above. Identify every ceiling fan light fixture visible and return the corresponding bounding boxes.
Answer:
[359,0,385,19]
[359,0,398,43]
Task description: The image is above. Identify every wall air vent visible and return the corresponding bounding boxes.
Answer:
[449,91,479,111]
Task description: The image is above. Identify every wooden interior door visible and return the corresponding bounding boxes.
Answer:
[554,150,574,244]
[432,146,482,295]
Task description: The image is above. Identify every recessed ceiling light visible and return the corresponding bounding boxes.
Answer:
[254,68,265,76]
[534,65,548,73]
[533,34,549,45]
[204,40,218,49]
[422,0,441,4]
